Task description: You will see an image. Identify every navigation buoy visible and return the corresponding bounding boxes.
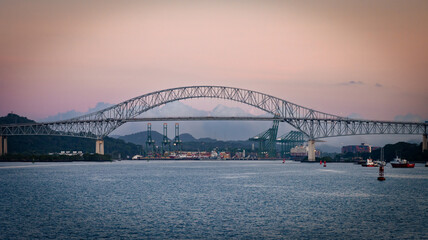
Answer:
[378,148,386,181]
[283,159,285,164]
[320,160,322,165]
[378,165,386,181]
[323,161,326,167]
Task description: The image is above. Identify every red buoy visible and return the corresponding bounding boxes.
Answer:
[323,161,326,167]
[378,165,386,181]
[320,160,322,165]
[283,159,285,164]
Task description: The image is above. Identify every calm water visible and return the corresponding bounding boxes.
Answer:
[0,160,427,239]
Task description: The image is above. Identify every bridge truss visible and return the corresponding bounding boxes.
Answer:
[1,86,427,140]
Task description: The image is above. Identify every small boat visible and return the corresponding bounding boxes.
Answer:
[355,159,366,165]
[390,156,415,168]
[362,158,378,167]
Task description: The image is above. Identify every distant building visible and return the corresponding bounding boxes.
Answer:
[290,145,320,160]
[50,150,83,156]
[341,143,378,154]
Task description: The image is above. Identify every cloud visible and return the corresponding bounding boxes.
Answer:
[339,81,384,88]
[339,80,364,86]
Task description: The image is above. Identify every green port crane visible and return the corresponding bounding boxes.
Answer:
[161,123,171,153]
[173,123,182,151]
[249,120,279,158]
[145,123,155,154]
[276,131,307,157]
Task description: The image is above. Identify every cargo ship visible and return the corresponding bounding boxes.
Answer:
[390,156,415,168]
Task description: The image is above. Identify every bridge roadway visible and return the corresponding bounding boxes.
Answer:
[1,85,427,158]
[1,116,425,138]
[125,116,283,122]
[1,116,427,156]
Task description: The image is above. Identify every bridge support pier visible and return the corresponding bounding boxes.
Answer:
[308,140,315,161]
[423,134,427,152]
[0,136,7,156]
[95,139,104,155]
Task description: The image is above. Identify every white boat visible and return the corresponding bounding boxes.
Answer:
[361,158,377,167]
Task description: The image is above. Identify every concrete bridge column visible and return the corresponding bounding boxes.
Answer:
[308,140,316,161]
[96,139,104,155]
[423,134,427,152]
[0,136,3,155]
[0,136,7,155]
[3,136,7,155]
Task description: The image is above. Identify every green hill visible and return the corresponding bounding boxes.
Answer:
[118,130,253,152]
[371,142,428,162]
[119,131,165,145]
[1,114,140,158]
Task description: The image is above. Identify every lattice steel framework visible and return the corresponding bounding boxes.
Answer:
[249,121,279,156]
[277,131,308,156]
[145,123,155,152]
[1,86,427,139]
[161,123,171,152]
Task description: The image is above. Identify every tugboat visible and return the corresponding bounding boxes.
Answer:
[390,156,415,168]
[362,158,378,167]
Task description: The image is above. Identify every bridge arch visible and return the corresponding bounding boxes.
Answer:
[74,86,343,138]
[1,86,426,141]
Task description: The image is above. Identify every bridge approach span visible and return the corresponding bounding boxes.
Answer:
[1,86,427,156]
[1,116,426,139]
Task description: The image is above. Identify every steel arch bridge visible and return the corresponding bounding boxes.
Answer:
[1,86,427,156]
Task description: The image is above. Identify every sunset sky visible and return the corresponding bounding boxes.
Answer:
[1,0,427,123]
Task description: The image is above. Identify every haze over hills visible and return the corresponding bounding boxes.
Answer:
[115,130,342,153]
[1,113,425,154]
[39,102,113,122]
[42,100,278,141]
[0,113,140,156]
[119,131,230,146]
[34,101,424,149]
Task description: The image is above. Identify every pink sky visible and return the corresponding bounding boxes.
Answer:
[1,1,427,121]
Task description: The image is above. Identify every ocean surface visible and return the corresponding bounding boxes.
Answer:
[0,160,427,239]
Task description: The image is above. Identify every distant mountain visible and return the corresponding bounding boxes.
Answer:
[394,114,425,123]
[367,142,427,163]
[108,135,122,139]
[198,137,217,143]
[118,131,216,145]
[117,131,254,152]
[39,102,113,122]
[141,101,208,117]
[119,131,165,145]
[35,100,425,147]
[317,144,341,153]
[0,114,140,157]
[109,101,276,140]
[0,113,35,124]
[179,133,197,142]
[210,105,252,116]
